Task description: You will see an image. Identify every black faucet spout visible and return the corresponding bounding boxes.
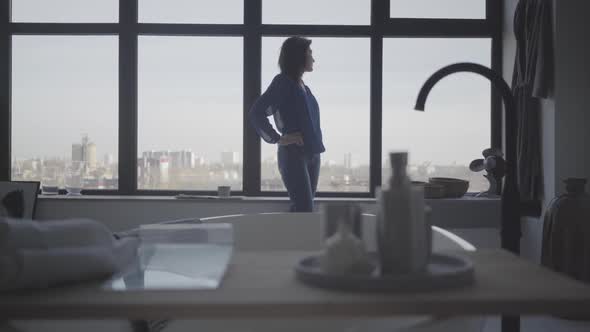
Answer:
[414,62,521,254]
[415,62,512,112]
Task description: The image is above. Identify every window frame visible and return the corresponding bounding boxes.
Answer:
[0,0,502,198]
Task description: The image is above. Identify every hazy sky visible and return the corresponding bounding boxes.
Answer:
[10,0,490,166]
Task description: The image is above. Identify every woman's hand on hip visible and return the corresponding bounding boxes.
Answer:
[278,132,304,146]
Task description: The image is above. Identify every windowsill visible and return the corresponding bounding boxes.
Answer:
[35,195,501,229]
[37,194,500,203]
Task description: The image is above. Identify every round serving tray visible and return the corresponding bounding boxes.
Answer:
[294,252,474,292]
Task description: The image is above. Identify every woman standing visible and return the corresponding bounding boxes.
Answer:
[249,36,325,212]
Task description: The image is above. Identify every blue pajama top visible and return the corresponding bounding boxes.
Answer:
[248,73,326,155]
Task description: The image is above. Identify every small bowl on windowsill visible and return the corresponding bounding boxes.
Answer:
[428,177,470,198]
[412,181,446,199]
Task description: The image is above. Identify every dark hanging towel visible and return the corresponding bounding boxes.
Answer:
[512,0,554,202]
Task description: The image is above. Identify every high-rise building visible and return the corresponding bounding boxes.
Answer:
[344,152,353,169]
[184,150,195,168]
[169,150,194,169]
[103,153,114,167]
[86,142,97,169]
[194,156,205,167]
[221,151,240,166]
[142,151,154,160]
[72,134,98,169]
[143,150,169,162]
[139,151,175,188]
[159,156,169,184]
[169,151,181,169]
[137,157,149,186]
[72,144,83,162]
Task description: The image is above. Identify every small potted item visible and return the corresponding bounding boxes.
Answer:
[469,147,506,198]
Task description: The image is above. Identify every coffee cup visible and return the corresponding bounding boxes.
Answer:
[217,186,231,198]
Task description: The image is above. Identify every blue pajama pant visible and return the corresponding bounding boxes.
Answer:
[277,145,321,212]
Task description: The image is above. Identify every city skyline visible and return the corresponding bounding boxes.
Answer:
[12,133,489,193]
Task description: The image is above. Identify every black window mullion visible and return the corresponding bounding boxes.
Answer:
[0,0,10,181]
[243,0,262,196]
[382,0,390,20]
[259,25,371,37]
[369,35,383,196]
[492,5,521,332]
[382,19,491,37]
[138,23,243,36]
[10,23,119,34]
[489,0,503,150]
[118,0,138,194]
[370,0,386,195]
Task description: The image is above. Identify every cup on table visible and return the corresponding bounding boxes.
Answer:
[41,166,59,195]
[321,203,362,240]
[65,162,84,196]
[217,186,231,198]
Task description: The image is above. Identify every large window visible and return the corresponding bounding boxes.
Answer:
[390,0,486,19]
[139,0,243,24]
[262,0,370,25]
[11,36,119,190]
[260,37,370,193]
[138,36,243,191]
[382,38,491,192]
[11,0,119,23]
[3,1,501,197]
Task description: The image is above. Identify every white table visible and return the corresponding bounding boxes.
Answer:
[2,249,590,321]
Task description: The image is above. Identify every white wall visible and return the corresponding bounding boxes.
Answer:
[553,0,590,196]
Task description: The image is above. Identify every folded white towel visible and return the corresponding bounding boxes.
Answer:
[0,237,138,291]
[0,218,45,250]
[0,218,115,251]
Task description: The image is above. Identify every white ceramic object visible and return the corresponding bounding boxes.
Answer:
[378,152,431,274]
[319,222,373,275]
